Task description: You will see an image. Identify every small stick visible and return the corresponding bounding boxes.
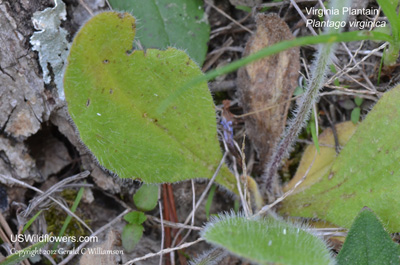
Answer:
[123,238,204,265]
[0,173,92,234]
[158,187,165,265]
[255,150,318,217]
[57,209,130,265]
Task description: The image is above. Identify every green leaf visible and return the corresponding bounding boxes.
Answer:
[280,85,400,232]
[133,184,159,212]
[1,239,48,265]
[108,0,210,65]
[350,107,360,124]
[121,223,144,252]
[337,208,400,265]
[124,211,147,225]
[377,0,399,41]
[354,97,363,106]
[202,213,335,265]
[284,122,357,193]
[64,12,236,192]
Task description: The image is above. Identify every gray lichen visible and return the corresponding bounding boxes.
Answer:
[30,0,70,100]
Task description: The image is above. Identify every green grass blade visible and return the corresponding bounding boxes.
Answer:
[22,210,43,234]
[158,30,392,113]
[205,184,216,220]
[52,186,85,250]
[310,119,320,153]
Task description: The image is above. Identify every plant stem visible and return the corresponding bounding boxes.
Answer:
[261,0,353,199]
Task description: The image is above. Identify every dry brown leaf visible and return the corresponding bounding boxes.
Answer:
[237,13,300,170]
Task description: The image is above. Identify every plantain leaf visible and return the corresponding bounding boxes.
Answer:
[64,12,235,191]
[283,121,357,193]
[108,0,210,65]
[280,85,400,232]
[202,213,335,265]
[337,208,400,265]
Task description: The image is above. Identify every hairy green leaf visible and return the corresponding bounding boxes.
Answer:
[202,213,334,265]
[337,208,400,265]
[108,0,210,65]
[133,184,159,212]
[280,85,400,232]
[64,12,235,191]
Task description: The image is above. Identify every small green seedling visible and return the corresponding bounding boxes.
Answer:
[122,211,147,252]
[351,97,363,124]
[350,97,363,124]
[133,184,159,212]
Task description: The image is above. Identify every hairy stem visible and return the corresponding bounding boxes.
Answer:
[262,0,353,198]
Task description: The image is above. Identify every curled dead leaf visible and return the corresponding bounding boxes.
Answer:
[237,13,300,170]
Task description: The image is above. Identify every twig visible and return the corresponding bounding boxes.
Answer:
[78,0,94,16]
[290,0,318,36]
[205,0,252,34]
[158,186,165,265]
[255,150,318,217]
[123,238,204,265]
[174,180,196,247]
[57,209,130,265]
[170,153,227,243]
[0,173,92,234]
[23,171,89,218]
[326,42,388,84]
[258,0,318,8]
[148,216,202,231]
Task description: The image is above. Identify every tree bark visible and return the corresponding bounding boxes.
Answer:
[0,0,124,213]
